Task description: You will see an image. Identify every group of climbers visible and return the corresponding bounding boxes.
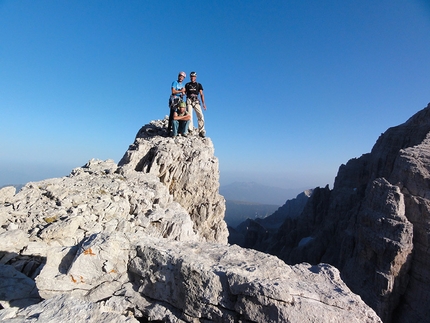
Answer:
[168,71,206,138]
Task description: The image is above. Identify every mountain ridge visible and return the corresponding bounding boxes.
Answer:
[0,117,380,322]
[224,199,280,228]
[238,102,430,323]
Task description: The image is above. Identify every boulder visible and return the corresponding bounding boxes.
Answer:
[0,186,15,204]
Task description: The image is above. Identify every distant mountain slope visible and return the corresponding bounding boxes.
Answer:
[250,103,430,323]
[228,190,313,247]
[220,182,300,205]
[255,189,313,229]
[224,200,279,228]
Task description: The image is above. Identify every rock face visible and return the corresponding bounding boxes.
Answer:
[0,118,382,322]
[260,103,430,323]
[118,119,228,244]
[255,189,313,230]
[229,190,312,250]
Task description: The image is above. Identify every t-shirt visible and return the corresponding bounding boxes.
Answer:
[185,82,203,98]
[171,80,184,98]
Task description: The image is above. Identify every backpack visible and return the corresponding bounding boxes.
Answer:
[169,95,183,110]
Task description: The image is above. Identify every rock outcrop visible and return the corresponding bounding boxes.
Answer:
[260,103,430,323]
[117,119,228,244]
[229,190,312,250]
[0,117,381,322]
[255,189,313,230]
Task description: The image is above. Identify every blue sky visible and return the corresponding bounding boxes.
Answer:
[1,0,430,193]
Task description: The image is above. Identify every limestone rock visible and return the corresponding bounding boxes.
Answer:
[0,186,15,204]
[0,264,41,309]
[0,158,199,244]
[257,189,313,228]
[230,189,312,249]
[126,238,381,323]
[0,119,381,322]
[0,294,139,323]
[260,103,430,323]
[117,118,228,244]
[0,229,30,254]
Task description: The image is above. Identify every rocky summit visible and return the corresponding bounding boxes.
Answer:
[0,117,381,322]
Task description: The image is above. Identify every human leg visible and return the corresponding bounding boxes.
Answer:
[181,120,190,135]
[186,98,194,131]
[168,107,175,133]
[193,102,205,135]
[178,120,185,135]
[172,120,179,137]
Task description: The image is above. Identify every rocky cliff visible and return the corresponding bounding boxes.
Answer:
[0,117,381,322]
[117,119,228,243]
[228,190,312,248]
[261,103,430,323]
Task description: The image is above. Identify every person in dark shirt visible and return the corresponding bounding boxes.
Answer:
[185,71,206,137]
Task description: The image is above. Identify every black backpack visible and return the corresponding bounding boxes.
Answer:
[169,95,183,110]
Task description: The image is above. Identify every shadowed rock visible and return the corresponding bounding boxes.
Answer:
[260,103,430,323]
[0,118,381,322]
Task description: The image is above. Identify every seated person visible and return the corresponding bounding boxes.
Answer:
[172,102,191,137]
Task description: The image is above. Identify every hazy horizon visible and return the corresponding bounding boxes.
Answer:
[1,1,429,190]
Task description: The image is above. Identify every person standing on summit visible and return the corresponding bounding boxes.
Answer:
[168,71,186,136]
[185,71,206,137]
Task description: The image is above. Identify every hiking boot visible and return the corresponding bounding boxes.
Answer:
[182,133,188,137]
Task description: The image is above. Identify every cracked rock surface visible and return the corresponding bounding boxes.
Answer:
[0,119,381,322]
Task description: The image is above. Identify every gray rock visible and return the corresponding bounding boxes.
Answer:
[0,264,41,309]
[0,294,139,323]
[127,238,381,322]
[118,118,228,244]
[261,103,430,323]
[0,230,30,255]
[230,189,313,249]
[0,119,381,322]
[0,186,15,204]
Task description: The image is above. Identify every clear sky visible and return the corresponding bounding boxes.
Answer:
[1,0,430,193]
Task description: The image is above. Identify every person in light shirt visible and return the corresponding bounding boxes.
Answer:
[168,71,186,135]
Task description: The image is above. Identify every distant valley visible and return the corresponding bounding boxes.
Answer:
[220,181,301,205]
[220,182,306,228]
[224,200,280,228]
